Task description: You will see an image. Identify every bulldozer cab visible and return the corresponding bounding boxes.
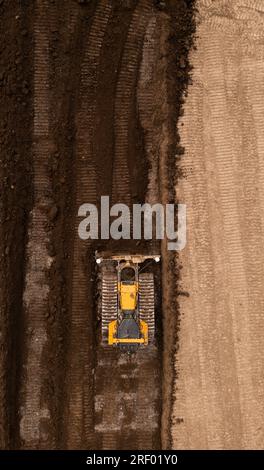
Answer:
[118,264,138,311]
[114,260,145,352]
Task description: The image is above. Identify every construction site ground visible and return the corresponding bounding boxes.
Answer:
[1,0,263,451]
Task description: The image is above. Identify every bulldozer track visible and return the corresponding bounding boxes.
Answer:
[20,1,56,449]
[137,16,159,205]
[202,32,264,446]
[93,0,161,451]
[65,0,112,449]
[101,272,117,343]
[135,347,160,449]
[112,0,153,208]
[139,273,155,342]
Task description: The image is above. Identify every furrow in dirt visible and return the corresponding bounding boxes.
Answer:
[94,0,162,451]
[0,0,33,449]
[64,0,112,449]
[137,15,159,205]
[112,0,153,206]
[19,1,56,449]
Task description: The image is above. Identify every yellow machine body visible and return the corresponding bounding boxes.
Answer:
[118,282,138,310]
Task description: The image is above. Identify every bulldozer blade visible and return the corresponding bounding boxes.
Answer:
[95,251,160,264]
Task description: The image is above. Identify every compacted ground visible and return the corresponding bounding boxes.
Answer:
[173,0,264,450]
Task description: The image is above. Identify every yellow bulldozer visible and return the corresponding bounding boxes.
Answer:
[96,253,160,352]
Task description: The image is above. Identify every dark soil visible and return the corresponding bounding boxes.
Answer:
[0,0,33,449]
[0,0,196,450]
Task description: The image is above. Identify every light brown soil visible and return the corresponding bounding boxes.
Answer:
[173,0,264,450]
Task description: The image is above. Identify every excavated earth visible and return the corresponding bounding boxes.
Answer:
[0,0,195,450]
[2,0,264,453]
